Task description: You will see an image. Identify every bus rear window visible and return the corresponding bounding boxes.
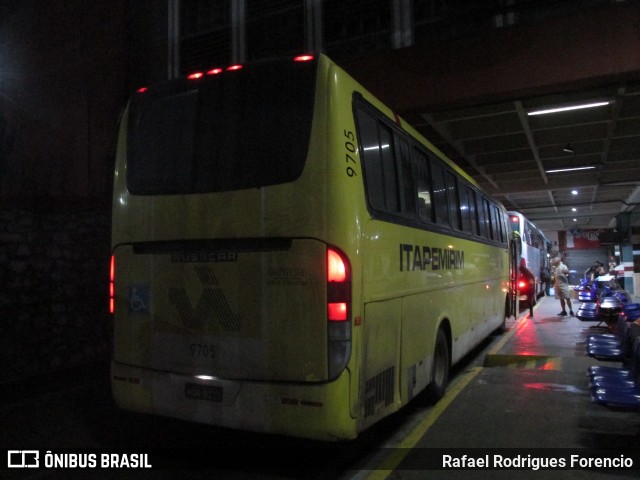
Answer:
[126,60,317,195]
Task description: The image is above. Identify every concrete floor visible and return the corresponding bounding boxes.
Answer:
[387,294,640,479]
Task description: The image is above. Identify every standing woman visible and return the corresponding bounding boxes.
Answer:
[551,257,574,317]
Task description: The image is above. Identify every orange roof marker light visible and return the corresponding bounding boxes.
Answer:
[136,87,148,93]
[226,64,243,72]
[187,72,204,80]
[206,67,223,76]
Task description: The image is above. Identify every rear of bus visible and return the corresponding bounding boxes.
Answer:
[110,55,361,440]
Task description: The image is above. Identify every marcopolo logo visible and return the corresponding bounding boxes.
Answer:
[7,450,39,468]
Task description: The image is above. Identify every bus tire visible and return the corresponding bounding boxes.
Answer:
[424,328,450,404]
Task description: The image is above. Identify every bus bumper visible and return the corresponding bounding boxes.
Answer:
[111,361,357,441]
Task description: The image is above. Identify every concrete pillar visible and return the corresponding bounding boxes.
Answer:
[304,0,323,54]
[231,0,246,64]
[167,0,180,79]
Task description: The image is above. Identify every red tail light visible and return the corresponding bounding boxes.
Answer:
[518,280,527,290]
[327,247,352,379]
[328,302,348,322]
[327,248,350,321]
[327,249,347,283]
[109,255,115,314]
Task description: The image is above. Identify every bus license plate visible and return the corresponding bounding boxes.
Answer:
[185,383,223,402]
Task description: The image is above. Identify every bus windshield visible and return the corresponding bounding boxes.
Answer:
[126,60,317,195]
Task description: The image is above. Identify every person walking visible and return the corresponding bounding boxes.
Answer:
[551,256,574,317]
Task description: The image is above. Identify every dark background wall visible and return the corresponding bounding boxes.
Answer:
[0,0,131,384]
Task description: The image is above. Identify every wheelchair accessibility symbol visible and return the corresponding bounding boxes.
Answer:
[129,285,150,314]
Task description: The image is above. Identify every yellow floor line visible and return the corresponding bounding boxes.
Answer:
[361,366,482,480]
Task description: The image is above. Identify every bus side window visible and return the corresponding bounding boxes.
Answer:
[475,192,486,238]
[459,185,472,233]
[467,187,479,236]
[379,124,400,212]
[413,147,433,223]
[357,109,399,213]
[490,204,501,242]
[446,171,461,230]
[482,198,498,240]
[530,226,541,248]
[431,161,449,227]
[397,137,416,217]
[484,198,496,241]
[497,207,507,244]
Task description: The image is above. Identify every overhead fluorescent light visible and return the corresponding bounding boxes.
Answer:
[528,101,611,116]
[545,166,596,173]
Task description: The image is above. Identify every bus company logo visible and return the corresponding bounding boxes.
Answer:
[399,244,465,272]
[7,450,39,468]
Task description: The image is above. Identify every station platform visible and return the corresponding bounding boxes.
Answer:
[362,294,640,479]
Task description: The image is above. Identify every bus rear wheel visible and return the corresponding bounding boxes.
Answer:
[424,328,450,404]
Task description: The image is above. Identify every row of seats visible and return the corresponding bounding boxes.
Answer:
[586,315,640,410]
[575,279,640,324]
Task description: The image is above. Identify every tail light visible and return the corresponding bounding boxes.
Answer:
[517,280,527,291]
[327,247,351,379]
[109,255,115,314]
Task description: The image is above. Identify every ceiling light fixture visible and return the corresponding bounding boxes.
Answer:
[545,166,596,173]
[527,100,611,116]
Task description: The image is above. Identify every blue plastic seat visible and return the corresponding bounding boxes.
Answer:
[590,340,640,388]
[576,302,598,322]
[591,387,640,410]
[624,303,640,321]
[586,318,631,361]
[589,338,640,411]
[586,315,626,346]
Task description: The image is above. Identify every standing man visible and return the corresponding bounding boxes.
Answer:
[551,257,574,317]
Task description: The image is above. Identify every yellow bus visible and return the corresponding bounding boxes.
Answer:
[110,54,512,441]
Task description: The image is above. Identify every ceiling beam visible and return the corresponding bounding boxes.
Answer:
[515,100,548,184]
[421,113,500,190]
[342,4,640,114]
